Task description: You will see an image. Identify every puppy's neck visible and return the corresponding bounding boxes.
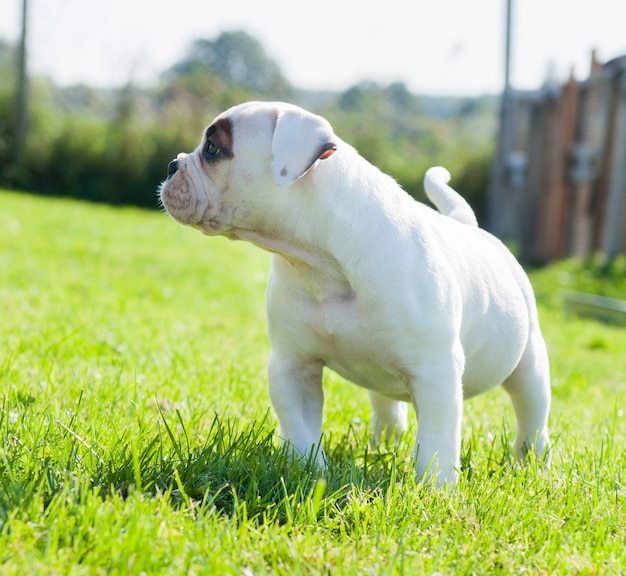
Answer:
[233,147,414,300]
[233,227,351,298]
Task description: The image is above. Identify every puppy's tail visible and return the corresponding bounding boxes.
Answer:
[423,166,478,227]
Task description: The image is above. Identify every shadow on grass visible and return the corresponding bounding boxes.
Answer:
[0,401,524,527]
[82,410,410,523]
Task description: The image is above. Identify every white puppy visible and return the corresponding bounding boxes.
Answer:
[159,101,551,486]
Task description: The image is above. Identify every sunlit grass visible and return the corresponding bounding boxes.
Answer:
[1,190,625,574]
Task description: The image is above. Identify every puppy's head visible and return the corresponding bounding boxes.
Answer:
[159,101,337,236]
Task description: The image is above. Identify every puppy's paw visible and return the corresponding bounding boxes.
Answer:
[515,432,551,468]
[283,438,327,471]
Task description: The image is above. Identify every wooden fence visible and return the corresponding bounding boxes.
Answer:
[488,52,626,262]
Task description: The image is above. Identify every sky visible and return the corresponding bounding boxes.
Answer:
[1,0,626,96]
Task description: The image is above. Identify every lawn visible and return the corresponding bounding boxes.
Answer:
[1,190,625,575]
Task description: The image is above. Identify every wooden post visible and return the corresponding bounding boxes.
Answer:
[569,143,596,258]
[521,95,546,261]
[568,60,606,259]
[552,72,578,259]
[602,69,626,258]
[534,87,564,262]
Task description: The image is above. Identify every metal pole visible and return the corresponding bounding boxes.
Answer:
[505,0,512,94]
[488,0,514,235]
[15,0,29,165]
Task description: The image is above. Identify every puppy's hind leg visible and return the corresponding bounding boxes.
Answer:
[369,391,409,448]
[502,327,551,465]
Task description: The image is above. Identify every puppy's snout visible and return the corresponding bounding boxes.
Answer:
[167,153,189,179]
[161,151,209,226]
[167,159,179,178]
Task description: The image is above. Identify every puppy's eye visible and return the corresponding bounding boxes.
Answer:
[205,141,222,159]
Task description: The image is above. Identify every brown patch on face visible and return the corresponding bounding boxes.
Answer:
[203,117,234,162]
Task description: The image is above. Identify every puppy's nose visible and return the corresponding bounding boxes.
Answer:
[167,159,179,177]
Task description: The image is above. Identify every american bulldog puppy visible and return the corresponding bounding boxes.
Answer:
[160,101,551,486]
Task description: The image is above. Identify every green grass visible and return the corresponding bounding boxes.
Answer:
[1,189,625,575]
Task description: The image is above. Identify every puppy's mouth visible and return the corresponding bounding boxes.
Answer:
[160,184,207,225]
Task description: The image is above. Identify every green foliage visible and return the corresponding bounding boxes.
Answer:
[0,31,496,213]
[319,82,495,208]
[1,191,625,574]
[453,143,494,224]
[0,41,17,169]
[0,32,271,207]
[527,255,626,309]
[169,30,293,99]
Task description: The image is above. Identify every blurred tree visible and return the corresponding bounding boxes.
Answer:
[170,30,293,99]
[0,39,13,73]
[0,41,15,172]
[0,29,495,215]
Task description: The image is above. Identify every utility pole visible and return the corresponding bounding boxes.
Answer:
[488,0,514,236]
[15,0,29,165]
[504,0,512,95]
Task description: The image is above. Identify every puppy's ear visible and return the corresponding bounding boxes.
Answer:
[271,108,337,187]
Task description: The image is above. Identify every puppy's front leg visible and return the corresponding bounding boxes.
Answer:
[268,352,325,465]
[410,352,464,487]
